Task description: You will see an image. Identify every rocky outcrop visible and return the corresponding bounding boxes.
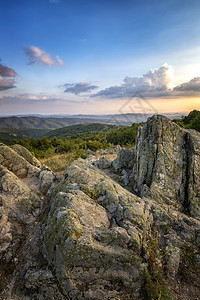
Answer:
[11,144,41,167]
[43,159,146,299]
[0,115,200,300]
[112,115,200,220]
[43,157,200,299]
[0,143,58,299]
[129,115,200,220]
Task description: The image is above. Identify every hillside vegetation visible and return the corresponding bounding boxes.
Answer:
[0,128,50,143]
[10,123,140,161]
[45,123,116,139]
[1,110,199,173]
[173,109,200,132]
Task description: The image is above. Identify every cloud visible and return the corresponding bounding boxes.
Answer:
[63,82,99,95]
[19,93,48,101]
[24,46,64,67]
[93,63,175,99]
[0,78,16,91]
[174,77,200,92]
[0,64,16,77]
[56,55,65,66]
[0,63,16,91]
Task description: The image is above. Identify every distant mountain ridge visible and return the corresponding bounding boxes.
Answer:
[0,116,110,129]
[0,112,184,129]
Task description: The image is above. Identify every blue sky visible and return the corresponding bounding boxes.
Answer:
[0,0,200,115]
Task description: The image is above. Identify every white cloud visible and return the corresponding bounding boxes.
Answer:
[24,46,64,67]
[93,63,175,98]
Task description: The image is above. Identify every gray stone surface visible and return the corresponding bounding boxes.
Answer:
[43,155,200,299]
[132,115,200,220]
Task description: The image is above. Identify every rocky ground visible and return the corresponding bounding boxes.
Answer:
[0,115,199,299]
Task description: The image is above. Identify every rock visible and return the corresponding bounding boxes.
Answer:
[112,148,135,171]
[39,169,54,194]
[0,143,56,299]
[114,115,200,220]
[165,246,181,279]
[94,156,112,169]
[0,164,43,267]
[44,160,147,298]
[0,143,41,179]
[24,269,54,289]
[11,144,41,167]
[44,156,200,298]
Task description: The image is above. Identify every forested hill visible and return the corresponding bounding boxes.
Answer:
[0,116,111,129]
[45,123,117,139]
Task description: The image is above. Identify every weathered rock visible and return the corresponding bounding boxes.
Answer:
[113,115,200,220]
[39,169,55,194]
[44,159,147,298]
[112,148,135,171]
[11,144,41,167]
[0,143,40,179]
[165,246,181,279]
[43,156,200,299]
[94,156,112,169]
[0,165,42,265]
[0,143,57,299]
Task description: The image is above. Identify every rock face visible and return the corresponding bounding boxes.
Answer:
[43,157,200,299]
[0,115,200,300]
[0,143,58,299]
[130,115,200,220]
[43,159,146,299]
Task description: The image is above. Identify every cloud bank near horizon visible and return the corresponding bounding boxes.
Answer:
[24,46,64,67]
[89,64,200,99]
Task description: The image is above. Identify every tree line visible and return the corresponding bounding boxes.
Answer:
[12,123,140,159]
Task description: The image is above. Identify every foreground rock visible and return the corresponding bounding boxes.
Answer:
[43,156,200,299]
[0,143,60,299]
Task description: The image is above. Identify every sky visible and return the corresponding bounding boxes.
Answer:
[0,0,200,116]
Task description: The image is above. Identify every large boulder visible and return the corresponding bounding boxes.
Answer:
[112,116,200,220]
[132,115,200,220]
[43,158,200,299]
[44,159,146,299]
